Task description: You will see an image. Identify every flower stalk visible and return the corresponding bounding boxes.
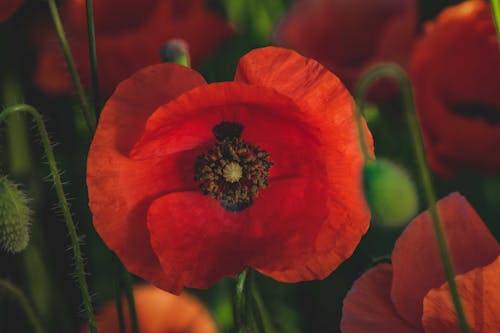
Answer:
[85,0,100,113]
[490,0,500,42]
[0,104,98,333]
[355,64,470,333]
[47,0,96,133]
[234,269,275,333]
[0,280,45,333]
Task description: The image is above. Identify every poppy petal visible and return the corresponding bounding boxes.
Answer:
[0,0,23,22]
[87,63,206,290]
[341,264,420,333]
[235,46,371,280]
[83,284,218,333]
[147,177,330,293]
[422,255,500,333]
[390,192,500,328]
[35,0,232,96]
[410,0,500,176]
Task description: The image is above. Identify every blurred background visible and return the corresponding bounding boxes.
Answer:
[1,0,498,332]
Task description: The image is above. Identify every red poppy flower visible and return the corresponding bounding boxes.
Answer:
[87,47,372,294]
[34,0,232,97]
[0,0,23,22]
[341,192,500,332]
[82,284,219,333]
[410,0,500,177]
[274,0,417,96]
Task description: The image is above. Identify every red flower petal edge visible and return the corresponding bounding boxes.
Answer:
[87,47,372,293]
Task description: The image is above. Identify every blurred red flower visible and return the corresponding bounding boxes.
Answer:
[86,47,372,294]
[410,0,500,177]
[82,284,219,333]
[341,192,500,332]
[274,0,417,96]
[0,0,23,22]
[34,0,232,97]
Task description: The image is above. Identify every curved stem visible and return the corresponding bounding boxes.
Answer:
[0,280,45,333]
[85,0,100,113]
[234,269,248,331]
[0,104,98,333]
[47,0,96,133]
[355,64,470,333]
[491,0,500,42]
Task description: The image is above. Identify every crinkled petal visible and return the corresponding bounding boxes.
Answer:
[423,256,500,333]
[235,46,371,281]
[410,0,500,177]
[87,63,206,290]
[391,192,500,328]
[147,178,327,293]
[341,264,420,333]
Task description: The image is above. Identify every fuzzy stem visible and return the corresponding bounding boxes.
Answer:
[491,0,500,42]
[355,64,470,333]
[248,271,275,333]
[0,280,45,333]
[234,269,249,331]
[47,0,96,133]
[0,104,98,333]
[85,0,100,113]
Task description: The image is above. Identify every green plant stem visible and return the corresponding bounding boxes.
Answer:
[234,269,275,333]
[121,265,139,333]
[0,104,98,333]
[355,64,470,333]
[248,272,275,333]
[235,269,248,331]
[352,99,373,162]
[47,0,96,133]
[0,280,45,333]
[491,0,500,42]
[85,0,100,112]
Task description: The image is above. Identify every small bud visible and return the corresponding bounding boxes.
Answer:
[160,39,191,67]
[0,177,31,253]
[363,159,419,227]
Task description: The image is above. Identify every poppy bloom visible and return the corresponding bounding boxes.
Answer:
[410,0,500,177]
[34,0,232,97]
[274,0,417,95]
[82,284,219,333]
[341,192,500,332]
[87,47,372,294]
[0,0,24,22]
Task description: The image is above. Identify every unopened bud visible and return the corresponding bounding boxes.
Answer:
[363,159,418,227]
[160,39,191,67]
[0,177,31,253]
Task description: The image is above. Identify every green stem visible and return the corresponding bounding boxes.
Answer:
[121,265,139,333]
[85,0,100,113]
[234,269,249,331]
[0,104,98,333]
[355,64,470,333]
[47,0,96,133]
[352,99,373,162]
[491,0,500,42]
[0,280,45,333]
[248,272,275,333]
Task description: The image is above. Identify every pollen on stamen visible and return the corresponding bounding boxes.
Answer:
[223,162,243,183]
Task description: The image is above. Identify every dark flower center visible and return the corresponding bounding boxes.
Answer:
[195,122,273,212]
[450,102,500,124]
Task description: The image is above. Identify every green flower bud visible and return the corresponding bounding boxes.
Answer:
[160,39,190,67]
[0,177,31,253]
[363,159,419,227]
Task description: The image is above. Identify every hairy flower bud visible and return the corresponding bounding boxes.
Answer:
[363,159,418,227]
[0,177,31,253]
